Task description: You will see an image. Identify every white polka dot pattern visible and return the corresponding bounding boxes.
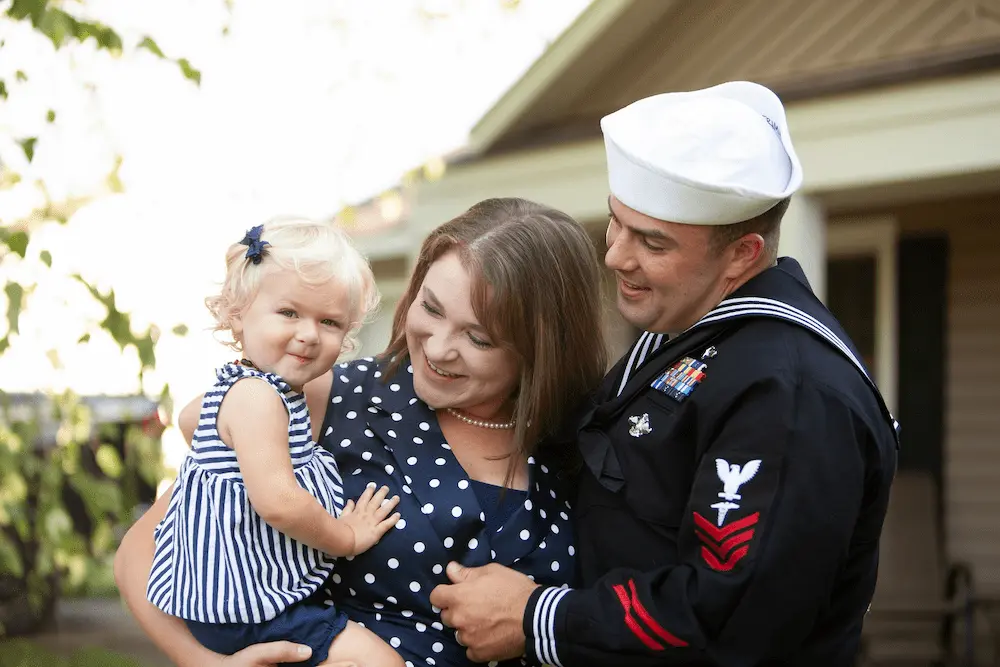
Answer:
[317,358,576,665]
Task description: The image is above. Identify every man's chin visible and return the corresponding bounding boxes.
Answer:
[617,299,655,331]
[618,302,679,336]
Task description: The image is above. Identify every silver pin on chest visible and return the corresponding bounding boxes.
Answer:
[628,413,652,437]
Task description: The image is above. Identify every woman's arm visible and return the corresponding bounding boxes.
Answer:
[114,485,226,667]
[114,501,315,667]
[116,396,318,667]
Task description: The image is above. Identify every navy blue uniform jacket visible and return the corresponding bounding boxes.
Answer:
[524,258,899,667]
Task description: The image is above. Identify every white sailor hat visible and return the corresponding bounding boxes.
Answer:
[600,81,803,225]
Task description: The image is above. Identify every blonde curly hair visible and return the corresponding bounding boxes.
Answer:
[205,217,380,355]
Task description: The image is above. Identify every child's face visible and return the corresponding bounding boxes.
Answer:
[232,268,352,391]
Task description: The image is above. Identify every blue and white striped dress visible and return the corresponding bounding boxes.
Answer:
[146,363,345,624]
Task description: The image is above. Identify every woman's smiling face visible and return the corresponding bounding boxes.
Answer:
[404,251,519,416]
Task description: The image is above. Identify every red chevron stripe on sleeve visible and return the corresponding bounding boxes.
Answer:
[693,511,760,572]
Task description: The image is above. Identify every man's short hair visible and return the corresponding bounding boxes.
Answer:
[709,197,791,259]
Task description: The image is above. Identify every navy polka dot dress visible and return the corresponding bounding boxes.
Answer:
[317,358,577,667]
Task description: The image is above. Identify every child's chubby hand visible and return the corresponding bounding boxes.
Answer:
[339,484,401,555]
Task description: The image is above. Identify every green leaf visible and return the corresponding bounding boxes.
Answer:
[46,109,56,123]
[134,333,156,369]
[40,250,52,266]
[171,323,189,336]
[0,80,7,100]
[73,274,113,308]
[0,171,22,189]
[7,0,49,25]
[100,309,132,348]
[94,445,123,479]
[90,519,115,554]
[90,23,123,52]
[177,58,201,85]
[15,70,27,82]
[77,333,90,344]
[17,137,37,162]
[0,336,9,355]
[106,155,124,193]
[0,532,24,577]
[4,231,29,257]
[43,507,73,541]
[137,36,165,58]
[67,476,121,522]
[5,282,24,336]
[37,7,75,48]
[0,471,28,503]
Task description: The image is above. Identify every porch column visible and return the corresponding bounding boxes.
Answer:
[778,194,827,302]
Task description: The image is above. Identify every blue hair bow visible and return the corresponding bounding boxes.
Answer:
[240,225,270,265]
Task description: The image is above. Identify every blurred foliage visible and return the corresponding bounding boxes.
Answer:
[0,0,189,637]
[0,390,166,635]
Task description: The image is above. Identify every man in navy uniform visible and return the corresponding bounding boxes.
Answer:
[430,81,899,666]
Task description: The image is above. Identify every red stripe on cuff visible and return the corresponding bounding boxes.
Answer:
[612,584,664,651]
[628,579,689,647]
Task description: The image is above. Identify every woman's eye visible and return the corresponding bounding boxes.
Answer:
[642,238,664,252]
[467,333,492,349]
[421,300,442,316]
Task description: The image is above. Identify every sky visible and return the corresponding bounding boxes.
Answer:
[0,0,592,471]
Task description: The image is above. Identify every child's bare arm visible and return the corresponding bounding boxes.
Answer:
[219,378,399,556]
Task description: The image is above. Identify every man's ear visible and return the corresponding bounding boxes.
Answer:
[724,233,766,279]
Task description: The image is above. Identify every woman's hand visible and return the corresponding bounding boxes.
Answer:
[217,641,315,666]
[339,484,401,555]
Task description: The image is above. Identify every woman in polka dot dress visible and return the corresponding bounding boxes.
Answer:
[116,198,609,667]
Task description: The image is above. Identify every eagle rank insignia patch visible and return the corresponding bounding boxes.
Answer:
[692,458,763,572]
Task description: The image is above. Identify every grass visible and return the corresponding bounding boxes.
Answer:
[0,638,145,666]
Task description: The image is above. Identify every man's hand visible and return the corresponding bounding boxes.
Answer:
[217,641,316,666]
[429,561,540,663]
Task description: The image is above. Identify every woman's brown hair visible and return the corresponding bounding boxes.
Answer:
[381,197,608,479]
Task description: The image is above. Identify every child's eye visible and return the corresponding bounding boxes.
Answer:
[321,318,342,328]
[279,309,296,318]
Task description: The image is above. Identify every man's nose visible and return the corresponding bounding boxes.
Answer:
[605,225,637,272]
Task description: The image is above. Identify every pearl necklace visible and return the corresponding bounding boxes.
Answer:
[445,407,516,430]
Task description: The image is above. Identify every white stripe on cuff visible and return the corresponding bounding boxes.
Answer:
[532,586,571,667]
